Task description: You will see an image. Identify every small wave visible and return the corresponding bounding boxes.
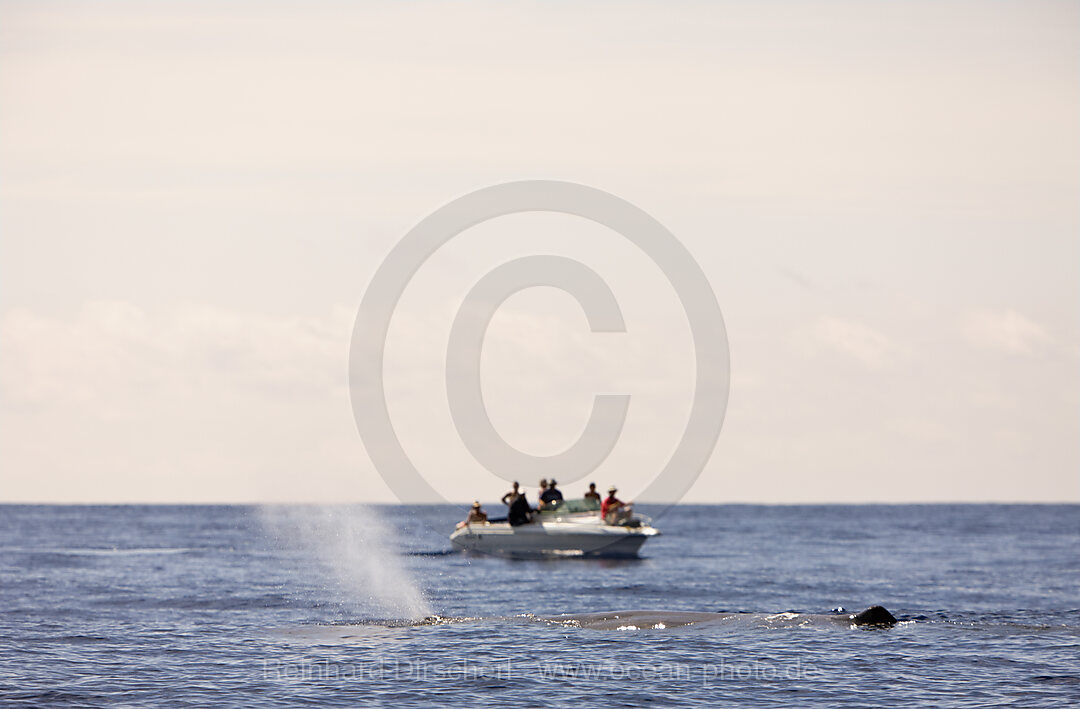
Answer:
[95,592,297,611]
[1033,675,1080,685]
[0,546,194,556]
[39,634,111,644]
[0,689,114,705]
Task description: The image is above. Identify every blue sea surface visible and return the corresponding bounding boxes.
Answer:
[1,504,1077,707]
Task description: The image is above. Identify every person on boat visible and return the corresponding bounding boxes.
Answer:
[540,479,564,509]
[465,501,487,524]
[584,482,601,504]
[601,486,631,525]
[535,478,549,510]
[508,490,532,527]
[501,481,522,506]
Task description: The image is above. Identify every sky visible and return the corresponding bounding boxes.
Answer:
[1,0,1077,504]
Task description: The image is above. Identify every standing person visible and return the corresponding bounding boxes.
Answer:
[584,483,601,504]
[501,481,522,507]
[536,479,549,509]
[540,479,564,508]
[508,490,532,527]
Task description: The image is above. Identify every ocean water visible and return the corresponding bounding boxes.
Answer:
[1,504,1077,707]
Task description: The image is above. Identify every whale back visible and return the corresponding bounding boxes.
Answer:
[542,606,898,630]
[850,605,897,626]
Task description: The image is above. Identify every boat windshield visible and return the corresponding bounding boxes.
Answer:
[541,498,600,514]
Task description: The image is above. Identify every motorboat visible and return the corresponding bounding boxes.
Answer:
[449,499,660,559]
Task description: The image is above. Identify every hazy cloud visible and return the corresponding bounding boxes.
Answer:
[805,316,892,369]
[963,309,1053,356]
[0,301,352,413]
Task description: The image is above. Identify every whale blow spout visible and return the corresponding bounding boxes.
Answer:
[851,605,897,626]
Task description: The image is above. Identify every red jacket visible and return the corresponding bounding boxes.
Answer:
[601,495,622,518]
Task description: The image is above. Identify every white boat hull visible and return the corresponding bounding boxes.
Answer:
[449,518,659,559]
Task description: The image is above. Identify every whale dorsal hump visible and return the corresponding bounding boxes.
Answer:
[851,605,897,626]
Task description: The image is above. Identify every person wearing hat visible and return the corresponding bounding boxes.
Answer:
[601,486,627,525]
[539,478,564,509]
[465,500,488,525]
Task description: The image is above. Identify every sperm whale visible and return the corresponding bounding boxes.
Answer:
[292,606,900,643]
[537,605,898,630]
